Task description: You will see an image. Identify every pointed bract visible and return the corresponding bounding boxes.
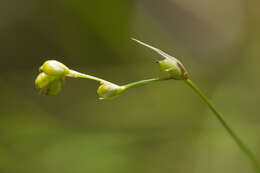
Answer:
[132,38,188,80]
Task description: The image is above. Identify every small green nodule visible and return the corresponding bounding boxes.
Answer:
[40,60,70,77]
[35,60,70,95]
[158,58,188,80]
[97,83,125,100]
[35,72,65,95]
[132,38,188,80]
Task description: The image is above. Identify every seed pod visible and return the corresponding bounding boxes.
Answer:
[44,78,64,95]
[35,72,65,95]
[132,38,188,80]
[40,60,70,77]
[35,72,55,89]
[97,82,125,100]
[157,58,188,80]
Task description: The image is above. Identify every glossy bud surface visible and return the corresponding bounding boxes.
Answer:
[158,58,188,80]
[97,83,125,100]
[35,72,65,95]
[40,60,70,76]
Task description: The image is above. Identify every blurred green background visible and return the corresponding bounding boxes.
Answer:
[1,0,260,172]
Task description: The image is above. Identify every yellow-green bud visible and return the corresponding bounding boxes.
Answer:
[40,60,70,76]
[35,72,55,89]
[45,78,64,95]
[35,72,65,95]
[132,38,189,80]
[97,83,125,100]
[157,58,188,80]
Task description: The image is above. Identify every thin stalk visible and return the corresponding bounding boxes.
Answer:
[123,77,172,89]
[185,79,260,172]
[67,70,112,84]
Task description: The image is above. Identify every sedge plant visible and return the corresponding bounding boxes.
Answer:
[35,39,260,172]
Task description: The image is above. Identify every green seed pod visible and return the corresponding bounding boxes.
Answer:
[45,78,64,95]
[35,72,55,89]
[97,83,125,100]
[157,58,188,80]
[132,38,188,80]
[35,72,65,95]
[40,60,70,77]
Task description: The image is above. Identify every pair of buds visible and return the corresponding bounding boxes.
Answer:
[35,39,189,99]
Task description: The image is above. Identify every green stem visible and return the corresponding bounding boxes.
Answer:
[68,70,112,84]
[185,79,260,172]
[123,77,172,89]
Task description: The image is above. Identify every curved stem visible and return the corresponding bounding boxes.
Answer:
[123,77,172,89]
[185,79,260,172]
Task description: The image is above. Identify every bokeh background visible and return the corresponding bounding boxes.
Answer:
[1,0,260,172]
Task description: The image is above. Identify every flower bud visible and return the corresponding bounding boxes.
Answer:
[132,38,188,80]
[45,79,64,95]
[40,60,70,77]
[97,83,125,100]
[35,72,65,95]
[157,58,188,80]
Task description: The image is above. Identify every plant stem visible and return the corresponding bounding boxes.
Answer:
[185,79,260,172]
[68,70,112,84]
[123,77,172,89]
